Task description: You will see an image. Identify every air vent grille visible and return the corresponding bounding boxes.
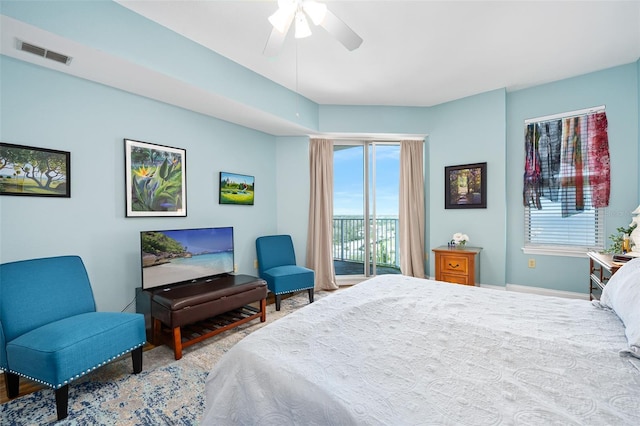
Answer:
[20,42,46,57]
[45,50,70,64]
[17,39,72,65]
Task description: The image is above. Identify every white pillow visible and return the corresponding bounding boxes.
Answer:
[600,257,640,357]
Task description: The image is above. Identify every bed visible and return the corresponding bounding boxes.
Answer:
[202,261,640,425]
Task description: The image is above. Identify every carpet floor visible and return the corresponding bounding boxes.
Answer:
[1,291,329,425]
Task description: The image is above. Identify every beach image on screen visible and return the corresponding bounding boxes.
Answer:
[140,227,234,289]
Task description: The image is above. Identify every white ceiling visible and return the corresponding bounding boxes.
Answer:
[2,1,639,136]
[117,0,640,107]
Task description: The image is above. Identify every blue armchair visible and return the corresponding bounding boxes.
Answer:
[256,235,315,311]
[0,255,146,420]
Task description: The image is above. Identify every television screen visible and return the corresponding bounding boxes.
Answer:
[140,226,234,290]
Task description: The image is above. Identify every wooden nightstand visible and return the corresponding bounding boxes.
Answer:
[432,246,482,286]
[587,251,623,301]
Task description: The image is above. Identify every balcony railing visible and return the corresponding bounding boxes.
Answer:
[332,216,400,270]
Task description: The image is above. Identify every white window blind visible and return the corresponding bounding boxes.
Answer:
[523,106,608,256]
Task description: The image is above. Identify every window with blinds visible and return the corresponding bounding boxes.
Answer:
[523,106,609,256]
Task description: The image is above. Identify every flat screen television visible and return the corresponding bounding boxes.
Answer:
[140,226,234,290]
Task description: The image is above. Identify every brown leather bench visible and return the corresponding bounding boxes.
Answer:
[150,274,267,360]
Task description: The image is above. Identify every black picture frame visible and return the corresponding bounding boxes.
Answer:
[219,171,255,205]
[124,139,187,217]
[0,142,71,197]
[444,162,487,209]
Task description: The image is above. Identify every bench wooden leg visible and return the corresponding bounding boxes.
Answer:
[172,326,183,360]
[152,318,163,346]
[260,298,267,322]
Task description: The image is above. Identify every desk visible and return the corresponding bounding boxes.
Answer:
[587,252,622,301]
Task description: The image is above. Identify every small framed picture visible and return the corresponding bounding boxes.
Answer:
[0,142,70,197]
[124,139,186,217]
[219,172,254,205]
[445,162,487,209]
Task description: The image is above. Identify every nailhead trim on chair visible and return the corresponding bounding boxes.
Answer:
[274,286,314,295]
[3,341,146,389]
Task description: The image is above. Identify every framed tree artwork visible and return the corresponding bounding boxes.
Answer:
[0,142,71,197]
[124,139,187,217]
[444,162,487,209]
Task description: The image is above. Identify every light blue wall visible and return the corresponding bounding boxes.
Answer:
[0,0,319,131]
[505,64,639,293]
[0,56,278,311]
[427,89,507,285]
[275,136,311,265]
[1,1,639,307]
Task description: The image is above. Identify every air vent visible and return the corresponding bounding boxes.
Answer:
[16,39,72,65]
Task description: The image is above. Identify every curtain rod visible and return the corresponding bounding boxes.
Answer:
[309,135,426,142]
[524,105,605,124]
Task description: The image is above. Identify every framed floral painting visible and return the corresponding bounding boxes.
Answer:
[124,139,186,217]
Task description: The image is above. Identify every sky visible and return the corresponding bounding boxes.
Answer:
[161,227,234,253]
[333,144,400,217]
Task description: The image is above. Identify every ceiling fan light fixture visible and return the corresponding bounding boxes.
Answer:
[302,1,327,26]
[268,4,295,33]
[294,11,312,39]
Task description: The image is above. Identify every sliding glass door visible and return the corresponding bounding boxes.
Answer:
[333,142,401,276]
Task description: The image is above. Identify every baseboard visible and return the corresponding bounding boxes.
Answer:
[504,283,589,300]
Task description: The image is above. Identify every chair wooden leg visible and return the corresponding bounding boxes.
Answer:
[260,298,267,322]
[275,294,282,311]
[172,326,183,360]
[308,288,314,304]
[55,384,69,420]
[132,346,143,373]
[4,371,19,398]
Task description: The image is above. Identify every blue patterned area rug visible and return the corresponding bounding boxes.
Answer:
[1,291,330,425]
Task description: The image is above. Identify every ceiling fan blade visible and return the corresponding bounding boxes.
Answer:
[320,9,363,51]
[263,21,291,57]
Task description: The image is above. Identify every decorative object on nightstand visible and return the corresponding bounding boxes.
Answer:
[605,223,637,254]
[432,245,481,286]
[450,232,469,248]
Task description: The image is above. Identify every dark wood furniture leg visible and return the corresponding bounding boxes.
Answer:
[132,346,143,373]
[275,294,282,311]
[5,371,19,398]
[260,298,267,322]
[55,384,69,420]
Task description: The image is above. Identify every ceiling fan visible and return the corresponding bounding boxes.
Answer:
[264,0,363,57]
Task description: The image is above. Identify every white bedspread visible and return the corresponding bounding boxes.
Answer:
[202,275,640,425]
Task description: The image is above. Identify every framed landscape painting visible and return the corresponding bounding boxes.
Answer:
[125,139,187,217]
[0,142,70,197]
[445,162,487,209]
[219,172,254,205]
